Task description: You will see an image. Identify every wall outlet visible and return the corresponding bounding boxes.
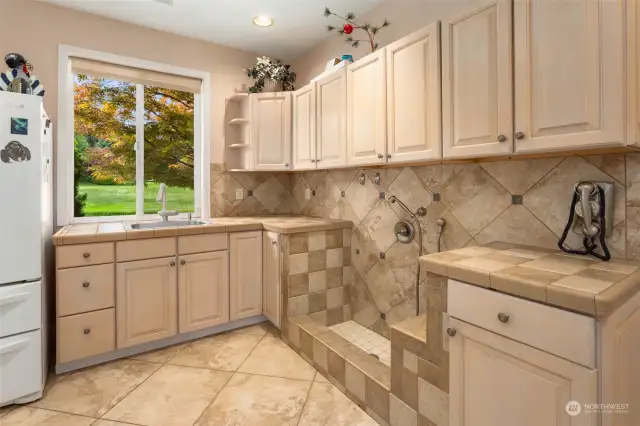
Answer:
[305,188,311,200]
[235,188,244,200]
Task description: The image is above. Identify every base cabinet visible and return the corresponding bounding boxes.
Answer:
[178,251,229,333]
[262,232,281,328]
[449,317,597,426]
[116,257,177,349]
[230,231,263,321]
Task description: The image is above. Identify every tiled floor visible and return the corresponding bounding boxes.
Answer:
[0,322,378,426]
[329,321,391,367]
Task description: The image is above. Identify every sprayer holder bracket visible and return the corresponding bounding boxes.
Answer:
[571,181,614,237]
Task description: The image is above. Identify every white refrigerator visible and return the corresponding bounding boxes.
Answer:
[0,91,52,406]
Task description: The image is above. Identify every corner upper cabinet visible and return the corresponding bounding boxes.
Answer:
[116,257,177,348]
[442,0,513,159]
[514,0,624,153]
[178,251,229,334]
[292,84,317,170]
[316,68,347,168]
[386,22,442,163]
[262,231,281,328]
[347,50,387,166]
[250,92,292,170]
[229,231,263,321]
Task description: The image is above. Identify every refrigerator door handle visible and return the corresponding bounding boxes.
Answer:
[0,339,28,356]
[0,293,30,308]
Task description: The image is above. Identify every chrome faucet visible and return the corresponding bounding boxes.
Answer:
[156,183,178,222]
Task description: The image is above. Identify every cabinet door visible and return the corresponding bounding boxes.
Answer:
[442,0,513,159]
[116,257,177,348]
[316,68,347,168]
[229,231,263,321]
[347,50,387,166]
[251,92,292,170]
[262,232,281,328]
[386,22,442,163]
[449,317,597,426]
[514,0,624,152]
[292,84,317,170]
[178,251,229,333]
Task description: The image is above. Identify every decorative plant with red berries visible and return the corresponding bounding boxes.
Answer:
[324,7,390,52]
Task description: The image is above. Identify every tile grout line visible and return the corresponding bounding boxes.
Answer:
[294,375,316,426]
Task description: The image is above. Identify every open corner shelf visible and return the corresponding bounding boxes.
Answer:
[228,118,249,125]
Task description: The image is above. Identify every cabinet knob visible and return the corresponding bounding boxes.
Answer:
[170,261,176,267]
[272,241,277,245]
[515,132,525,140]
[285,163,289,167]
[497,134,507,142]
[377,153,384,159]
[83,252,90,259]
[82,281,90,288]
[497,312,510,323]
[83,328,91,335]
[386,154,392,159]
[447,328,457,337]
[180,260,186,265]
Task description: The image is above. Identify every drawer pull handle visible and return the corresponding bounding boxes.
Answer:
[0,339,28,355]
[84,328,91,335]
[446,328,457,337]
[83,252,90,259]
[498,313,510,323]
[0,293,29,307]
[82,282,90,288]
[180,260,186,265]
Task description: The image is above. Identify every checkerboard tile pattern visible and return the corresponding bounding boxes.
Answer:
[330,321,391,367]
[285,229,352,326]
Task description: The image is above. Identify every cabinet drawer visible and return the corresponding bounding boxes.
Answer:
[57,308,115,364]
[448,279,596,368]
[56,264,115,317]
[0,281,41,338]
[178,233,228,255]
[57,242,114,269]
[0,330,42,404]
[116,237,175,262]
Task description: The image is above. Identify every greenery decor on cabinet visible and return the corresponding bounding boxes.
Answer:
[244,57,296,93]
[324,7,390,52]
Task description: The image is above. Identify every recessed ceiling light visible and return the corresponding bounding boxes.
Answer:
[253,16,273,27]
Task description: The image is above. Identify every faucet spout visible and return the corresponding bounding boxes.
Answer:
[156,183,178,222]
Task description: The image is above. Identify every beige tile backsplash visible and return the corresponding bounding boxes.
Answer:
[212,153,639,337]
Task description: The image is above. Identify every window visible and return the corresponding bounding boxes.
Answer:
[58,47,210,225]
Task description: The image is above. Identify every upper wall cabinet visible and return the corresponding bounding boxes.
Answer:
[250,92,292,170]
[442,0,513,159]
[514,0,624,153]
[347,50,387,166]
[386,22,442,163]
[316,68,347,168]
[292,84,317,170]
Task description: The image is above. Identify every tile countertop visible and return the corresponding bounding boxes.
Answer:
[420,242,640,319]
[53,216,353,246]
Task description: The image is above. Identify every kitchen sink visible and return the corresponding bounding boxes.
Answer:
[129,220,208,230]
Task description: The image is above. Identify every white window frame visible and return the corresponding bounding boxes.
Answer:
[57,45,211,226]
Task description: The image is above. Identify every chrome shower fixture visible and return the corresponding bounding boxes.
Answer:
[388,196,426,219]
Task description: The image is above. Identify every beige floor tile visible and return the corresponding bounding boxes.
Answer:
[315,372,330,383]
[0,407,95,426]
[298,382,378,426]
[231,322,269,336]
[0,405,16,418]
[238,337,316,380]
[194,373,311,426]
[169,333,262,371]
[129,343,187,363]
[91,421,137,426]
[31,359,160,417]
[103,364,231,426]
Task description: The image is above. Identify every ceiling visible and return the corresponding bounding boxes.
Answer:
[38,0,384,60]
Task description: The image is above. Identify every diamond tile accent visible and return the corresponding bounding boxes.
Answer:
[253,176,289,212]
[345,173,380,221]
[387,168,433,220]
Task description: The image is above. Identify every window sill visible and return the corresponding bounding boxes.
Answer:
[71,213,198,225]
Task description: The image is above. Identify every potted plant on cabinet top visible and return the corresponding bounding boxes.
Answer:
[244,56,296,93]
